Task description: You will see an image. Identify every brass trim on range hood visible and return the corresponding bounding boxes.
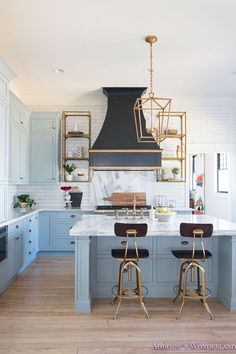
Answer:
[89,166,162,170]
[89,149,162,153]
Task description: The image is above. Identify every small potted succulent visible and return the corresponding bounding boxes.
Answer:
[171,167,180,180]
[14,194,36,209]
[63,163,77,181]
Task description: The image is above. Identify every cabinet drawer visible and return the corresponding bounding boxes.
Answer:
[54,212,82,222]
[24,214,38,228]
[8,220,24,234]
[156,236,213,255]
[96,236,154,255]
[53,237,75,251]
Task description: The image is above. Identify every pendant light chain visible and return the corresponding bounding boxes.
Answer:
[133,35,172,144]
[149,42,154,98]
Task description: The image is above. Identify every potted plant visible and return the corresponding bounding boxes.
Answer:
[171,167,180,180]
[14,194,36,209]
[63,163,77,181]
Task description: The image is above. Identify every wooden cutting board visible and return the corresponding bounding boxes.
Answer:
[104,192,146,206]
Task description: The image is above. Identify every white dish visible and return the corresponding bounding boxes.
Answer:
[155,212,176,222]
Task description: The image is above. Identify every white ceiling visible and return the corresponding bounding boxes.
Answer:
[0,0,236,105]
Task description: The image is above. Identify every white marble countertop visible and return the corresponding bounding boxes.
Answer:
[70,214,236,237]
[0,207,94,227]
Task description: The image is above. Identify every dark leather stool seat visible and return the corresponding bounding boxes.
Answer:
[171,249,212,259]
[112,248,149,259]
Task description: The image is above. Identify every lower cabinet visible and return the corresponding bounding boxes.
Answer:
[39,211,84,251]
[8,232,24,279]
[94,236,217,298]
[0,213,40,291]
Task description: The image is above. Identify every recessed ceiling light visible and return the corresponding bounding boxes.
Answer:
[53,68,64,74]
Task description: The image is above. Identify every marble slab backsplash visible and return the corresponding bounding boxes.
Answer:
[13,171,186,210]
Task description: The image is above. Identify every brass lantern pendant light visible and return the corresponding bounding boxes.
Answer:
[134,35,172,143]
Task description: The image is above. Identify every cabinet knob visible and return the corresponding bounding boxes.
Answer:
[16,237,20,240]
[16,225,19,229]
[29,240,32,244]
[70,215,76,218]
[70,241,75,245]
[29,229,32,232]
[20,177,23,180]
[28,251,32,255]
[181,241,188,245]
[52,177,55,181]
[20,121,23,125]
[29,219,32,222]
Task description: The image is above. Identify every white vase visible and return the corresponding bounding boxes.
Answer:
[20,202,28,208]
[66,174,73,181]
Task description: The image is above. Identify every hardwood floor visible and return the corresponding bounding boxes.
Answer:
[0,257,236,354]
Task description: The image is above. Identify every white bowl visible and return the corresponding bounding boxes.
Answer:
[155,212,176,222]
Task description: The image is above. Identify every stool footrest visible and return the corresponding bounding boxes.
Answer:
[173,284,212,298]
[111,284,148,297]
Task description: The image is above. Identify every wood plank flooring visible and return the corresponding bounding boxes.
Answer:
[0,257,236,353]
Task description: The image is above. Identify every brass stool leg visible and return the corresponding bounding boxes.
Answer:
[136,264,150,319]
[111,261,123,305]
[201,268,214,320]
[176,263,188,320]
[171,261,186,304]
[113,262,125,320]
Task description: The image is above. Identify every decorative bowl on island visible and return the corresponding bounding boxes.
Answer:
[155,208,176,222]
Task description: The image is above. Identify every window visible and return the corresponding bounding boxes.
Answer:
[190,154,197,191]
[217,153,229,193]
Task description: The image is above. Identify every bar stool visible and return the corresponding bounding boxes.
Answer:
[111,222,150,320]
[171,223,213,320]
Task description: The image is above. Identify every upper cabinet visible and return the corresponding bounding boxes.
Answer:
[30,112,59,183]
[0,58,15,183]
[9,92,31,184]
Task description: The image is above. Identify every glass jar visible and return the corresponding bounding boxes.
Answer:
[155,195,167,207]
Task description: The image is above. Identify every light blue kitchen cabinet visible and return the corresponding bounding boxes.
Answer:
[9,92,30,130]
[39,211,85,251]
[30,133,57,183]
[8,232,24,280]
[0,101,8,182]
[0,259,8,290]
[53,211,86,251]
[9,92,30,184]
[22,214,39,268]
[9,123,29,183]
[30,112,59,183]
[39,212,53,250]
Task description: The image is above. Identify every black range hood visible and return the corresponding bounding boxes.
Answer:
[89,87,162,170]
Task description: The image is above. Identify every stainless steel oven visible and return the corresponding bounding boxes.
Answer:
[0,226,7,263]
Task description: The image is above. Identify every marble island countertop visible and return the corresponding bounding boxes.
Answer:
[70,214,236,237]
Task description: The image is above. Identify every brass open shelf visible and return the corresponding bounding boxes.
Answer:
[61,111,91,183]
[157,112,186,182]
[64,134,90,139]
